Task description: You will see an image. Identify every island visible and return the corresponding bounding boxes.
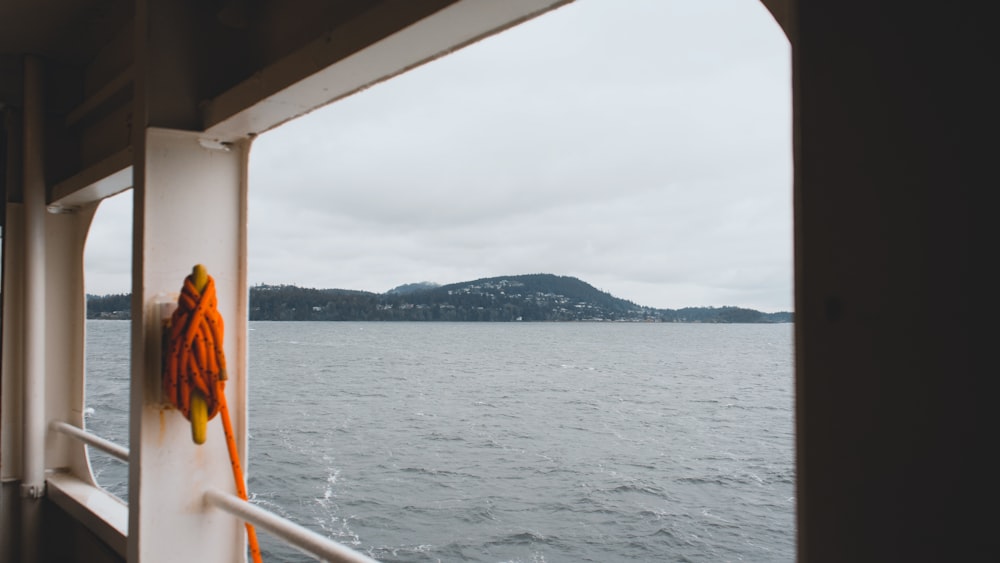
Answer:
[87,273,793,323]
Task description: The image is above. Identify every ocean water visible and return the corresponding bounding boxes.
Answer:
[84,320,795,562]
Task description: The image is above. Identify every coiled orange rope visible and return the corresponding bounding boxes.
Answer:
[164,264,263,563]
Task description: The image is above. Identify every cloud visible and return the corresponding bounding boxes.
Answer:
[85,0,793,312]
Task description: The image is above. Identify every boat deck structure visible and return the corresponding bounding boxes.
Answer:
[0,0,993,561]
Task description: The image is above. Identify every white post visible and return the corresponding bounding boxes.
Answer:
[18,53,46,563]
[127,128,251,563]
[21,55,46,501]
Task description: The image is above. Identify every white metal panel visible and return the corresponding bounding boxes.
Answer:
[128,127,250,563]
[43,202,98,483]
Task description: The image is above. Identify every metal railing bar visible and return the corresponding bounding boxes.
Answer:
[50,421,130,463]
[204,488,380,563]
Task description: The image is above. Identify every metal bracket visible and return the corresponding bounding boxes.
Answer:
[20,482,46,499]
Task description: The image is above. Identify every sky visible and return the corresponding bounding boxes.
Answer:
[84,0,793,313]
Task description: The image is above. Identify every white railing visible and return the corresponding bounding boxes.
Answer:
[50,420,130,462]
[49,421,382,562]
[48,421,130,557]
[204,488,380,563]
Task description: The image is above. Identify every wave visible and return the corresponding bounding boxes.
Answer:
[486,531,549,547]
[398,466,479,480]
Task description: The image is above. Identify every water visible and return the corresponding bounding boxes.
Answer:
[85,321,795,562]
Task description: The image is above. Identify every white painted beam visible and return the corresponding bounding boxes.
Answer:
[49,148,133,211]
[202,0,572,140]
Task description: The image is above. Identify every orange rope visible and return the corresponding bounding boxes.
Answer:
[165,266,263,563]
[219,393,263,563]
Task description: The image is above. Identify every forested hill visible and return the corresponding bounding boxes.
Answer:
[87,274,793,323]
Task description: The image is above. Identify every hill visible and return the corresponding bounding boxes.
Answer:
[386,281,440,294]
[87,274,792,323]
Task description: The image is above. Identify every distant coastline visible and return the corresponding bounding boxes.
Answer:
[87,274,793,323]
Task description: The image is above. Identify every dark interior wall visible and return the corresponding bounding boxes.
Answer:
[793,2,993,561]
[41,497,123,563]
[0,483,20,563]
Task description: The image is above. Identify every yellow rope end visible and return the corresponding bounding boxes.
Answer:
[192,264,208,293]
[190,391,208,445]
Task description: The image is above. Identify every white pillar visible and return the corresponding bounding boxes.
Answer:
[21,56,46,501]
[127,128,251,562]
[19,52,47,563]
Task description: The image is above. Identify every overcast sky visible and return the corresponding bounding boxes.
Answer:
[84,0,793,313]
